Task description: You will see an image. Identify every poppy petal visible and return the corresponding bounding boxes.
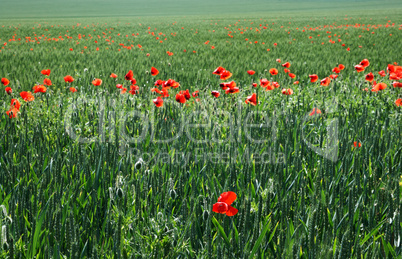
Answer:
[212,202,228,214]
[217,191,237,205]
[226,206,238,216]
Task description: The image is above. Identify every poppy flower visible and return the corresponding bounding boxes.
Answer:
[129,85,139,95]
[332,67,340,73]
[151,67,159,76]
[245,93,257,105]
[354,65,365,73]
[320,77,331,86]
[395,98,402,107]
[220,70,232,80]
[269,68,278,75]
[288,73,296,79]
[1,78,10,86]
[20,91,34,101]
[272,82,280,88]
[180,89,191,100]
[110,73,118,78]
[192,90,199,97]
[393,82,402,88]
[121,88,127,94]
[365,72,374,82]
[125,70,134,81]
[353,141,362,148]
[164,79,180,88]
[378,70,386,77]
[282,62,291,68]
[309,74,318,83]
[116,84,123,89]
[64,75,74,83]
[372,82,387,92]
[252,83,257,87]
[41,69,51,76]
[309,108,322,116]
[211,91,220,98]
[276,59,281,63]
[293,81,299,85]
[213,66,225,75]
[5,87,12,95]
[247,70,255,75]
[33,85,47,93]
[212,191,238,216]
[338,64,345,70]
[153,97,163,107]
[43,78,52,86]
[360,59,370,68]
[6,99,20,118]
[92,78,102,86]
[69,87,77,93]
[225,87,240,94]
[131,78,137,85]
[260,78,271,88]
[281,88,293,95]
[175,93,186,103]
[283,69,290,73]
[220,81,236,90]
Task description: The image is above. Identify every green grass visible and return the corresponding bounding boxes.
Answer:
[0,1,402,258]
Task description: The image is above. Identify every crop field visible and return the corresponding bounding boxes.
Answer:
[0,0,402,258]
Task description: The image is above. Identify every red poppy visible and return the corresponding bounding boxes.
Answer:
[180,89,191,100]
[33,85,47,93]
[130,78,137,85]
[116,84,123,89]
[396,98,402,107]
[225,87,240,94]
[125,70,134,81]
[365,72,374,82]
[371,82,387,92]
[283,69,290,73]
[393,82,402,88]
[309,108,322,116]
[20,91,34,101]
[354,65,365,73]
[220,81,236,90]
[338,64,345,70]
[276,59,281,63]
[1,78,10,86]
[163,79,180,88]
[64,75,74,83]
[5,87,12,95]
[220,70,232,80]
[212,191,238,216]
[247,70,255,75]
[281,88,293,95]
[309,74,319,83]
[175,93,186,103]
[288,73,296,79]
[353,141,362,148]
[211,91,220,98]
[360,59,370,68]
[41,69,51,76]
[151,67,159,76]
[6,99,20,118]
[332,67,340,73]
[282,62,291,68]
[272,82,280,88]
[121,88,127,94]
[269,68,278,75]
[294,81,299,84]
[320,77,331,86]
[92,78,102,86]
[213,66,225,75]
[329,74,338,80]
[69,87,77,93]
[192,90,199,97]
[129,85,139,95]
[110,73,118,78]
[153,97,163,107]
[245,93,257,105]
[378,70,386,77]
[252,83,257,87]
[43,78,52,86]
[260,78,271,88]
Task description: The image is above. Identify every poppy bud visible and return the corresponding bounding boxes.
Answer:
[169,189,177,200]
[116,188,124,198]
[145,71,149,74]
[135,159,143,170]
[168,63,171,66]
[203,210,209,221]
[3,242,8,250]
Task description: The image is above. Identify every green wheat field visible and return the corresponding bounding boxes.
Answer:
[1,0,402,258]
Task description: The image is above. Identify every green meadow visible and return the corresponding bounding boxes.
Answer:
[0,0,402,258]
